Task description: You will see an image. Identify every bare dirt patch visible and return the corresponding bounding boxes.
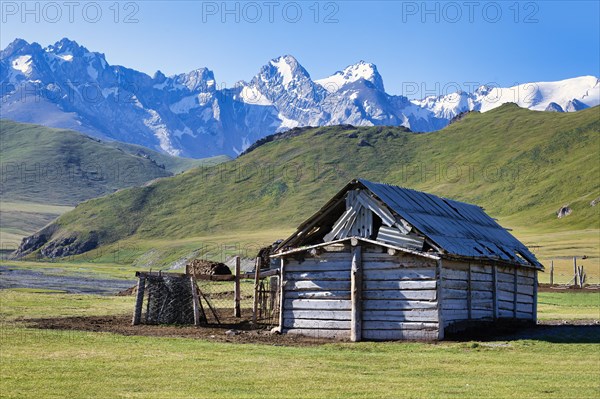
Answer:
[27,314,338,346]
[27,314,600,345]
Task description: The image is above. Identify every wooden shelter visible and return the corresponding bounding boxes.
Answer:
[272,179,543,341]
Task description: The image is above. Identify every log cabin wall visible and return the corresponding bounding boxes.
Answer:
[281,245,352,339]
[440,259,537,332]
[280,243,441,340]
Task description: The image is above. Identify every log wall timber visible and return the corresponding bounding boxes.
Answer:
[361,252,439,341]
[280,251,352,338]
[441,260,537,330]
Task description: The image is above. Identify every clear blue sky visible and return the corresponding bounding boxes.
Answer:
[1,1,598,98]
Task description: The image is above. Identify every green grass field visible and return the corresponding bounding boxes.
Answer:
[0,289,598,399]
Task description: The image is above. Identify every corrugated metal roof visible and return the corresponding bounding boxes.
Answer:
[358,179,542,268]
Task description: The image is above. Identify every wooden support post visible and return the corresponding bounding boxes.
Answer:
[467,263,472,320]
[532,270,538,323]
[436,259,444,340]
[278,258,285,332]
[190,276,201,326]
[513,267,518,318]
[550,260,554,286]
[234,256,241,317]
[350,244,363,342]
[252,257,260,323]
[492,264,498,320]
[573,257,578,288]
[132,276,145,325]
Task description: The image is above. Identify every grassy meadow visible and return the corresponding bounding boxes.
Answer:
[0,288,598,399]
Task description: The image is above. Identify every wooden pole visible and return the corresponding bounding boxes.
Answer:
[573,257,578,288]
[132,276,145,325]
[492,265,498,321]
[234,256,241,317]
[532,270,538,323]
[350,244,363,342]
[190,276,201,326]
[513,267,518,318]
[467,264,472,320]
[550,260,554,286]
[252,257,260,323]
[436,259,444,340]
[278,258,285,332]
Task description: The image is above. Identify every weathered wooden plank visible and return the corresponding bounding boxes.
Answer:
[442,299,469,310]
[516,311,533,319]
[532,270,538,322]
[364,280,437,291]
[498,272,534,285]
[362,261,435,270]
[362,321,438,330]
[363,299,437,310]
[284,310,351,321]
[497,282,534,295]
[440,289,468,300]
[283,318,351,330]
[442,268,468,280]
[190,276,202,326]
[286,280,351,291]
[286,271,350,281]
[470,281,494,292]
[362,289,437,301]
[492,265,498,320]
[278,259,285,331]
[285,261,350,273]
[442,279,468,290]
[497,271,515,283]
[516,301,533,311]
[132,276,145,326]
[285,299,351,310]
[442,260,470,271]
[285,290,350,300]
[350,245,362,342]
[362,309,438,322]
[498,299,515,310]
[471,300,493,310]
[362,329,439,341]
[442,309,469,321]
[470,264,491,273]
[517,268,535,279]
[498,309,514,318]
[470,310,494,320]
[497,290,515,303]
[470,271,493,282]
[363,268,436,281]
[516,294,534,304]
[284,328,349,339]
[470,290,493,300]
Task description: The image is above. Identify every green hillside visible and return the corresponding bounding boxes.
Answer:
[13,105,600,265]
[0,120,229,246]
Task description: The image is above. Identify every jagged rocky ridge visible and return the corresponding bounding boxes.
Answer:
[2,38,599,158]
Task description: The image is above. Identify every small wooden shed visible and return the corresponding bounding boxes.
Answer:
[272,179,543,341]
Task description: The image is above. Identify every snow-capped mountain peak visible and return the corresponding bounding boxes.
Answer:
[1,38,598,159]
[317,61,385,93]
